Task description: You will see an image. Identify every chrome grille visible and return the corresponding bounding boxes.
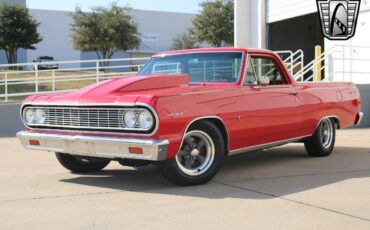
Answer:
[23,106,153,132]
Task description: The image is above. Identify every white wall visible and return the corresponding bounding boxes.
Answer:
[26,9,195,65]
[132,9,195,53]
[27,9,81,63]
[325,3,370,84]
[267,0,317,23]
[234,0,266,48]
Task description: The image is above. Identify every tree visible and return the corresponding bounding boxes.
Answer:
[192,0,234,47]
[71,4,141,67]
[172,30,200,50]
[0,3,42,65]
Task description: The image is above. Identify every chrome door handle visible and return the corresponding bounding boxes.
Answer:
[289,92,299,96]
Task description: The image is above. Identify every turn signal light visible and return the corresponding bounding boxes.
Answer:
[129,147,143,154]
[29,140,40,146]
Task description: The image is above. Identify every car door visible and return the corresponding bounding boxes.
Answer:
[239,54,303,148]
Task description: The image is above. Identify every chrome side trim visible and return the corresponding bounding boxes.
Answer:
[177,116,230,154]
[356,112,364,126]
[17,131,169,161]
[20,102,159,137]
[229,135,311,156]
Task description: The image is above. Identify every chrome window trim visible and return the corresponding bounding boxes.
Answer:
[242,54,259,86]
[20,102,159,137]
[229,135,311,156]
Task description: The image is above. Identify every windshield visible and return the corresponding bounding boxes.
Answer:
[137,52,244,83]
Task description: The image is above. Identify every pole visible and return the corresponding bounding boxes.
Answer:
[314,45,322,82]
[96,61,100,83]
[5,72,8,101]
[52,70,55,91]
[35,64,39,93]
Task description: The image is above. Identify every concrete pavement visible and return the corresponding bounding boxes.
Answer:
[0,129,370,229]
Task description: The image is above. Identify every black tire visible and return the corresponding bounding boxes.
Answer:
[158,121,225,186]
[55,153,110,173]
[304,118,336,157]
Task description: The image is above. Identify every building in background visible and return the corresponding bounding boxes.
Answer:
[234,0,370,84]
[235,0,370,127]
[27,9,195,64]
[0,0,195,65]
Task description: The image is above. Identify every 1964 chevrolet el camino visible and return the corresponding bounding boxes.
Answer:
[17,48,363,185]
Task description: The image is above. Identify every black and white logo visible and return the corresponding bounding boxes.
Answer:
[317,0,361,40]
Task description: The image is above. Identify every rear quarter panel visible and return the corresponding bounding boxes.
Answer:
[297,82,361,134]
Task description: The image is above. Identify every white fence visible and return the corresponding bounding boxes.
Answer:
[0,57,150,101]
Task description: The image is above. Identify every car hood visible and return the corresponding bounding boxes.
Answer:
[24,74,191,105]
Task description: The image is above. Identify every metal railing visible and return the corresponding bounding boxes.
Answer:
[275,49,304,78]
[0,57,150,101]
[295,45,370,83]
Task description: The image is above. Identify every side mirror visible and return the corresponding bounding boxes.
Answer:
[258,76,270,86]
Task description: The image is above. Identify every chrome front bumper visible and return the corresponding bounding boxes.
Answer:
[17,131,169,161]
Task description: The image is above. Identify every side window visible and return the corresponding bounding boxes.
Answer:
[243,57,257,86]
[251,57,287,85]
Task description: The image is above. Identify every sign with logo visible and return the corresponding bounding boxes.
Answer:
[317,0,361,40]
[140,34,160,42]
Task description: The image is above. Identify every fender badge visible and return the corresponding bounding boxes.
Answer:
[167,112,184,117]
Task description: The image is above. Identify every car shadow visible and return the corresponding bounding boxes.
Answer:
[60,145,370,199]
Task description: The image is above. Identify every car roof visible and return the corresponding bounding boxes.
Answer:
[153,47,275,57]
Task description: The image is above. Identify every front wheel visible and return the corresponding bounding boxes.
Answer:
[158,121,225,186]
[55,153,111,173]
[304,118,336,157]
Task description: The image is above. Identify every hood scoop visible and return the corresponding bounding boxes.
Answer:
[118,74,189,92]
[35,74,190,103]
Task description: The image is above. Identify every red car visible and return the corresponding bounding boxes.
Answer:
[17,48,363,186]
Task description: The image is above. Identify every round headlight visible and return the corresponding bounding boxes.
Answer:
[35,109,46,124]
[138,110,153,130]
[25,109,35,124]
[124,111,137,128]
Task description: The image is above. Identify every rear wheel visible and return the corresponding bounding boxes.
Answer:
[55,153,110,173]
[304,118,336,157]
[158,121,225,186]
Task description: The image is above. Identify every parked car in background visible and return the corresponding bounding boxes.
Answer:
[18,48,363,186]
[33,56,59,70]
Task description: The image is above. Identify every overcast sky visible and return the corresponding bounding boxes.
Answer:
[27,0,204,13]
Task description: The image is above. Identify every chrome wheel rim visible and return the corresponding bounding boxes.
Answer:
[320,119,333,148]
[175,130,215,176]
